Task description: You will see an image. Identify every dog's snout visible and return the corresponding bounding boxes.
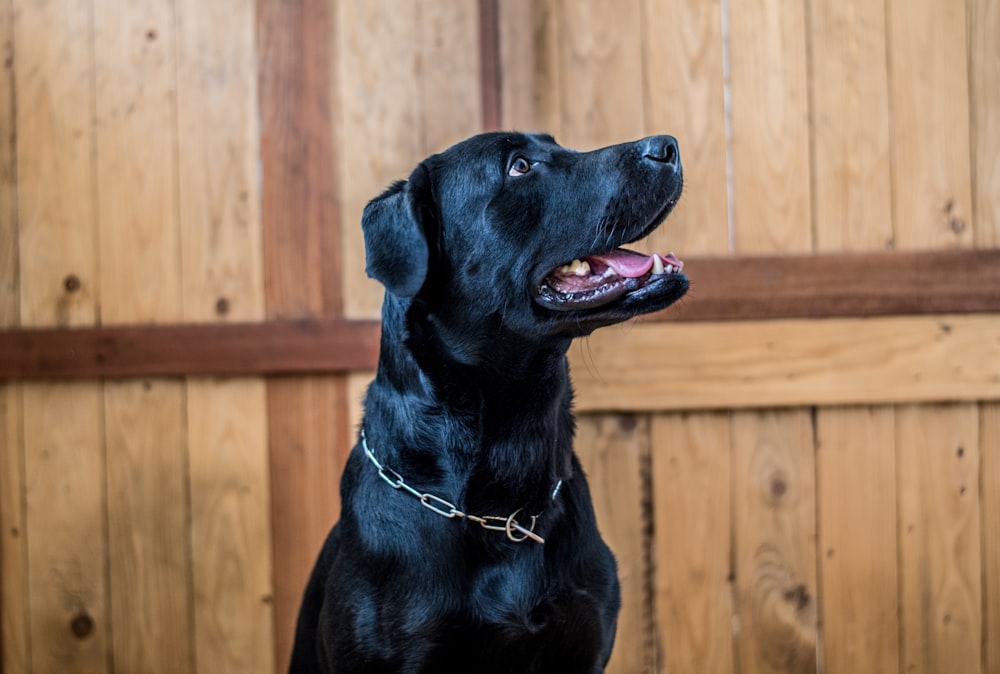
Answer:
[640,135,679,167]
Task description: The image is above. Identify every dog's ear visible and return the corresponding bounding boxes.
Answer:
[362,164,432,298]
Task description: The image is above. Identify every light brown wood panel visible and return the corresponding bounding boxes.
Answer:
[816,407,899,673]
[808,0,892,252]
[887,0,973,250]
[14,0,96,327]
[23,383,108,673]
[727,0,812,254]
[0,384,28,673]
[268,376,347,669]
[0,0,15,328]
[969,0,1000,247]
[175,0,273,670]
[983,403,1000,674]
[568,315,1000,412]
[557,0,645,149]
[497,0,540,132]
[897,404,982,674]
[651,411,733,674]
[731,410,817,674]
[420,1,482,153]
[576,414,655,674]
[336,0,423,320]
[641,0,729,258]
[94,1,193,671]
[187,379,273,674]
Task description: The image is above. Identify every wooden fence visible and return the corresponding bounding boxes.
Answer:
[1,1,998,673]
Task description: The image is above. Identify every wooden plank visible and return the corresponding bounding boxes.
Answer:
[727,0,812,253]
[0,0,15,329]
[0,385,28,673]
[335,0,422,320]
[557,0,644,149]
[969,0,1000,248]
[641,0,729,257]
[808,0,892,252]
[266,377,347,671]
[567,314,1000,412]
[816,407,899,673]
[478,0,500,131]
[575,413,655,674]
[93,1,193,671]
[731,410,818,674]
[0,319,381,380]
[887,0,973,250]
[982,403,1000,674]
[258,1,348,667]
[22,383,108,673]
[186,379,273,674]
[497,0,538,131]
[897,403,982,674]
[650,411,733,674]
[175,0,273,671]
[421,0,483,152]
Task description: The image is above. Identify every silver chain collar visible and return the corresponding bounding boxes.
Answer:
[361,429,563,544]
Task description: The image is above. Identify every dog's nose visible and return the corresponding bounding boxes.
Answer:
[640,135,680,167]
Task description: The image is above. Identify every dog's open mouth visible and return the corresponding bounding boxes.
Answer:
[534,248,685,311]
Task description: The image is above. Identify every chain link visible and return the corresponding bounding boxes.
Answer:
[361,429,555,544]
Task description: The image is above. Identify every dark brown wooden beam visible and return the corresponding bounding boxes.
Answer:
[2,249,999,381]
[478,0,501,131]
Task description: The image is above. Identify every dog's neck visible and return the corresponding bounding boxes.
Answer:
[364,296,575,513]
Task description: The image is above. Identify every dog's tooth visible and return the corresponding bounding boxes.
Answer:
[559,259,590,276]
[651,255,665,275]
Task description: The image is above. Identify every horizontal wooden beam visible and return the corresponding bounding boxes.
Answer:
[1,249,999,381]
[0,319,381,380]
[569,314,1000,411]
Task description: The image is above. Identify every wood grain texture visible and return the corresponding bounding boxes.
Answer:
[575,414,655,674]
[335,0,422,320]
[187,379,273,674]
[93,1,193,671]
[478,0,500,131]
[808,0,892,252]
[557,0,644,149]
[497,0,537,131]
[641,0,729,258]
[969,0,1000,248]
[22,384,108,673]
[651,411,733,674]
[816,407,899,673]
[569,314,1000,412]
[176,0,274,670]
[727,0,812,253]
[0,384,28,673]
[0,0,15,328]
[887,0,973,250]
[731,410,817,674]
[897,404,982,674]
[982,403,1000,674]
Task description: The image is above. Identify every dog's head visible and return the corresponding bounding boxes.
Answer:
[363,132,687,350]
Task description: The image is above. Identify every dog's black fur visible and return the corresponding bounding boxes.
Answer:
[290,132,687,673]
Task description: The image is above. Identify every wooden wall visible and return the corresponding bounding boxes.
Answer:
[0,1,998,673]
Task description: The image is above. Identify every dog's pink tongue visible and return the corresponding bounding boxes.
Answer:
[589,249,683,277]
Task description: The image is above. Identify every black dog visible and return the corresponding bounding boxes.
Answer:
[290,132,687,673]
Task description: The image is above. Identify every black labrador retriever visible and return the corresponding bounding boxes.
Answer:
[290,132,687,673]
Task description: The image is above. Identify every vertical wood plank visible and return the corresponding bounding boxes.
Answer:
[94,1,193,671]
[335,0,422,320]
[982,403,1000,674]
[259,0,346,668]
[576,414,655,674]
[897,403,982,674]
[968,0,1000,247]
[731,410,818,674]
[13,1,109,671]
[641,0,729,257]
[497,0,538,131]
[651,411,733,674]
[175,0,273,671]
[558,0,645,149]
[886,0,973,249]
[0,0,15,329]
[727,0,812,253]
[816,407,899,674]
[421,0,482,152]
[808,0,893,252]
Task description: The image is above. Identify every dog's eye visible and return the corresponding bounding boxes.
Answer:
[508,157,532,177]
